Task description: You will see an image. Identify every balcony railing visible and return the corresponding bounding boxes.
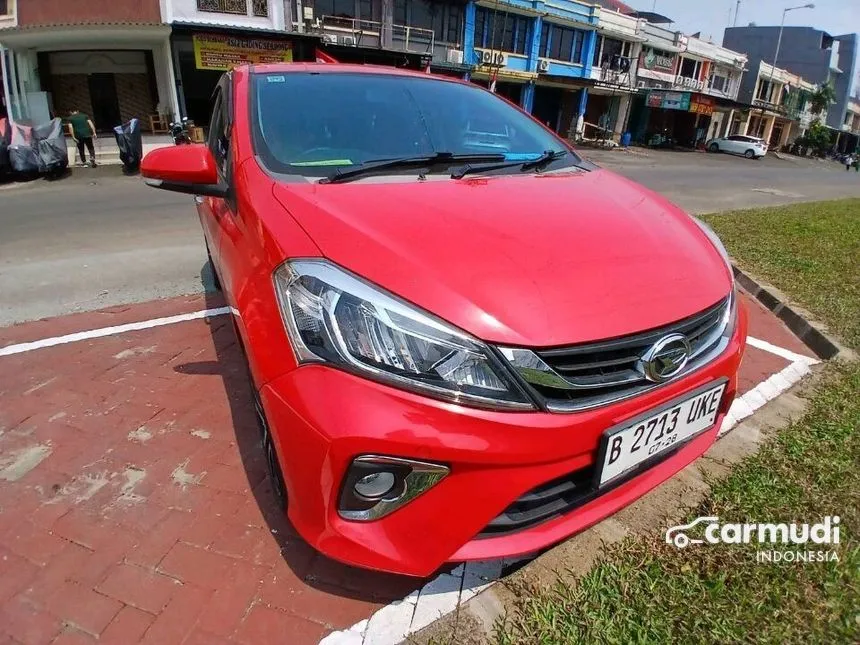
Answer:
[752,98,788,116]
[197,0,268,17]
[315,16,435,55]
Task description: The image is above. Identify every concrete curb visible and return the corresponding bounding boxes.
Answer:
[731,265,853,361]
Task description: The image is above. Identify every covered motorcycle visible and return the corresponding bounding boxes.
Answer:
[8,122,38,174]
[114,118,143,174]
[32,118,69,175]
[0,118,10,175]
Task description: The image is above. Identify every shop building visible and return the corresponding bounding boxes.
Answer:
[463,0,600,137]
[738,62,822,150]
[724,26,856,143]
[0,0,179,131]
[582,8,644,141]
[627,21,747,148]
[835,98,860,154]
[163,1,321,125]
[683,35,746,143]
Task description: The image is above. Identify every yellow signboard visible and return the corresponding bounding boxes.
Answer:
[193,33,293,71]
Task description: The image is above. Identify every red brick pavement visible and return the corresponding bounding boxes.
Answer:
[0,291,809,644]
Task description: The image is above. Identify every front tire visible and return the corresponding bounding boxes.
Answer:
[253,387,288,510]
[232,319,288,510]
[709,143,720,153]
[205,241,222,292]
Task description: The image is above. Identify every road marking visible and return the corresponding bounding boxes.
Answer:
[0,307,231,357]
[746,336,817,364]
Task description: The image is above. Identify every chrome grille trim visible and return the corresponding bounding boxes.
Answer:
[498,293,735,413]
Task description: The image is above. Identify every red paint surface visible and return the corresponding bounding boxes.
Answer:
[134,65,748,575]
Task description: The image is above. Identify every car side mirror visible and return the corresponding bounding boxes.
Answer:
[141,144,227,198]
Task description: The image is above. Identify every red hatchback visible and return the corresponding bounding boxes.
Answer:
[142,64,747,577]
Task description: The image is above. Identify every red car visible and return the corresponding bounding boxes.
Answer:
[142,64,747,577]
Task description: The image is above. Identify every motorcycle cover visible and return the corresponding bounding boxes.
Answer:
[9,122,38,173]
[33,118,69,173]
[114,118,142,172]
[0,118,10,172]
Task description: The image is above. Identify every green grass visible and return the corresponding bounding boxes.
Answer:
[495,199,860,645]
[702,198,860,349]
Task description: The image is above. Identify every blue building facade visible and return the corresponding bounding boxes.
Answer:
[462,0,599,134]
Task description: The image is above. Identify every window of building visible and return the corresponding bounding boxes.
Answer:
[0,1,9,16]
[593,36,631,67]
[316,0,372,20]
[710,73,729,94]
[756,78,773,102]
[679,57,702,79]
[540,23,587,64]
[474,8,530,55]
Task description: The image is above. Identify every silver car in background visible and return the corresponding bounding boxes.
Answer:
[706,135,768,159]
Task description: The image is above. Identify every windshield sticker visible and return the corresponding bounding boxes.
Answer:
[267,75,286,83]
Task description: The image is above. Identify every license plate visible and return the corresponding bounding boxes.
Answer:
[598,381,727,487]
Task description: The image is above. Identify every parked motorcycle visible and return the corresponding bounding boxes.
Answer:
[114,118,143,175]
[170,117,192,145]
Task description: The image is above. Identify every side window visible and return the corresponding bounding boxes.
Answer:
[727,135,743,141]
[207,88,230,177]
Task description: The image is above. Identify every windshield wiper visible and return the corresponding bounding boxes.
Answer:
[320,152,507,184]
[450,149,569,180]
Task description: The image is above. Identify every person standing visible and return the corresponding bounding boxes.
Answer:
[845,152,855,171]
[67,110,98,167]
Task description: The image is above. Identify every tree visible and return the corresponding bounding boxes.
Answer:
[809,83,837,116]
[797,119,834,156]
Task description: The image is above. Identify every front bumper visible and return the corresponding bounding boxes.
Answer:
[260,304,748,577]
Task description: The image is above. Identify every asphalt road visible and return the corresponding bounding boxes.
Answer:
[1,152,859,327]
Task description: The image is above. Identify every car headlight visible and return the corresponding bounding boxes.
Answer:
[273,259,534,410]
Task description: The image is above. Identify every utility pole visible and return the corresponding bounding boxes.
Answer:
[760,4,814,141]
[734,1,741,27]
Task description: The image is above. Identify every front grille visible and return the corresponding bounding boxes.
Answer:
[477,467,595,537]
[516,296,731,412]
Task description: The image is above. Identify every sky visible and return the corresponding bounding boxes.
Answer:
[632,0,860,95]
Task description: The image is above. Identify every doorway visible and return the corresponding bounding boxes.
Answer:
[770,121,784,149]
[532,86,565,132]
[87,73,122,131]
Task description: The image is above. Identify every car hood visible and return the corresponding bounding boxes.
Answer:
[272,169,732,347]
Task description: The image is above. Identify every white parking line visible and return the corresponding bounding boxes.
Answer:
[746,336,815,364]
[0,307,231,357]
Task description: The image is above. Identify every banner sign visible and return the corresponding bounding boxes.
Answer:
[689,95,716,116]
[640,46,677,75]
[193,33,293,71]
[648,91,690,111]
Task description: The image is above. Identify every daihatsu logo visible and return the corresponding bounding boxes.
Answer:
[640,333,691,383]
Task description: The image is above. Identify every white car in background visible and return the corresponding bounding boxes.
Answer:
[706,135,768,159]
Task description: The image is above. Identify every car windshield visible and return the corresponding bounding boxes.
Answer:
[251,71,579,178]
